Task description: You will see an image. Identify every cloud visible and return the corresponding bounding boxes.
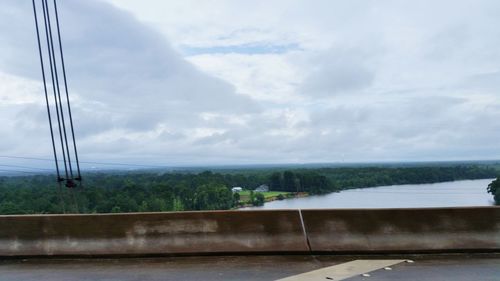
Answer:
[180,43,301,56]
[187,52,303,103]
[1,0,500,168]
[462,71,500,92]
[0,0,260,165]
[299,48,376,97]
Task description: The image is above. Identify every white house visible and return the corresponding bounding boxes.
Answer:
[231,187,243,193]
[254,184,269,192]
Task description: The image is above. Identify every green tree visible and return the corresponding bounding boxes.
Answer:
[0,164,497,214]
[270,172,283,190]
[253,193,265,206]
[487,178,500,205]
[173,197,184,211]
[148,198,168,212]
[248,190,255,205]
[233,192,240,206]
[0,201,23,215]
[138,201,149,212]
[194,183,233,210]
[283,171,295,191]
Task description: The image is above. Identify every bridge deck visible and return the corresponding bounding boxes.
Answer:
[1,254,498,281]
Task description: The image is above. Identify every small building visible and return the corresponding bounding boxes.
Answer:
[254,184,269,192]
[231,187,243,193]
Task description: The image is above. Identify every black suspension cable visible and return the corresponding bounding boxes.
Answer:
[40,0,70,181]
[53,0,82,182]
[31,0,61,180]
[43,0,79,213]
[32,0,66,213]
[43,0,75,185]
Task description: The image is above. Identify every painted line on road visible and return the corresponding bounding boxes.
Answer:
[275,259,407,281]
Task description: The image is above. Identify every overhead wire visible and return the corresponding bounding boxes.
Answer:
[0,169,43,175]
[0,164,54,171]
[0,155,173,169]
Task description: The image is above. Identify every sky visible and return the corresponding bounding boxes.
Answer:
[1,0,500,170]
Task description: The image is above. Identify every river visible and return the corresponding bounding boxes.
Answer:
[244,178,496,209]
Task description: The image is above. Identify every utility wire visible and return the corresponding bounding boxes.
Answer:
[0,169,43,175]
[0,155,173,169]
[0,164,54,171]
[0,155,54,162]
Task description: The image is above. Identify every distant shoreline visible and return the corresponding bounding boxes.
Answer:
[241,178,496,210]
[236,192,309,209]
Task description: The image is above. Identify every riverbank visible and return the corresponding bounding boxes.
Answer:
[236,191,308,208]
[242,179,496,210]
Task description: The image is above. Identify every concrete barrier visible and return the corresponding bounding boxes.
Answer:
[0,210,308,256]
[301,207,500,253]
[0,207,498,257]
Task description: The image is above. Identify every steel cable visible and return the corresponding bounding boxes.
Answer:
[52,0,82,182]
[31,0,66,212]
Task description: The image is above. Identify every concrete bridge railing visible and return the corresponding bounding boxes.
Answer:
[0,207,498,257]
[301,207,500,253]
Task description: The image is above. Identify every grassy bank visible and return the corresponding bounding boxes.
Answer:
[238,190,292,201]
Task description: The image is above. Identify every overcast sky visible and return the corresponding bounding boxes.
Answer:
[1,0,500,169]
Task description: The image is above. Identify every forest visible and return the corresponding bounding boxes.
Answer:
[0,164,498,214]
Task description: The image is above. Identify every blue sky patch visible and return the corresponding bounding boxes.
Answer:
[180,43,301,56]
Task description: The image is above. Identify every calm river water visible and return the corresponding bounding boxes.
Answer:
[244,178,496,209]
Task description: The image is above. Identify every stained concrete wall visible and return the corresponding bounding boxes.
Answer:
[0,207,498,257]
[301,207,500,253]
[0,210,308,256]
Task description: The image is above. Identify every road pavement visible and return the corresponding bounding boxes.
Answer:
[0,254,498,281]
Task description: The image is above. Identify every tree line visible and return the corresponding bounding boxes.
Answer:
[0,165,498,214]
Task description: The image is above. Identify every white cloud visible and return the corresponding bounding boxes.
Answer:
[0,0,499,168]
[188,53,303,103]
[299,48,376,97]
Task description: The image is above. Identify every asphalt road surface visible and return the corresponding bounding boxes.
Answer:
[0,254,498,281]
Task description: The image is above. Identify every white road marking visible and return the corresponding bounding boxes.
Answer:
[275,259,407,281]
